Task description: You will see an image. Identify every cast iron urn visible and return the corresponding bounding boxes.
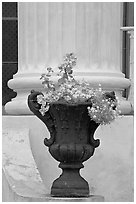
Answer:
[28,90,100,197]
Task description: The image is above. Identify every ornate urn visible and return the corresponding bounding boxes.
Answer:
[28,90,100,197]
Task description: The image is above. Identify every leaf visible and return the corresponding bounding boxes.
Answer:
[47,67,53,72]
[46,73,51,77]
[65,66,72,72]
[40,73,46,79]
[58,77,67,84]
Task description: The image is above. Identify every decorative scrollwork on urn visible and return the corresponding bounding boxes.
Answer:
[28,90,56,147]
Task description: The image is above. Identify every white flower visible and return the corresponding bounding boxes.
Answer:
[37,95,44,104]
[39,103,50,116]
[90,107,96,112]
[64,95,71,101]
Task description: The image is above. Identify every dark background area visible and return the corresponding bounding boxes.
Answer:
[2,2,18,107]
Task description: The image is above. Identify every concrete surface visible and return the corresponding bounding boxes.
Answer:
[2,115,134,202]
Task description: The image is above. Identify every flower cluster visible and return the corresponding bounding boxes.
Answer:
[37,95,50,116]
[87,86,121,125]
[37,53,120,125]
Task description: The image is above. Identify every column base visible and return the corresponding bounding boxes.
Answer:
[5,71,132,115]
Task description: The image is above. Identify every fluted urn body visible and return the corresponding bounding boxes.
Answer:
[28,91,100,197]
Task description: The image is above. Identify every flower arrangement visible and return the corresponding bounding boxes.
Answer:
[37,53,120,125]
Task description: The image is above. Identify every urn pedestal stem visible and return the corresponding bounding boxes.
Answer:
[51,164,89,197]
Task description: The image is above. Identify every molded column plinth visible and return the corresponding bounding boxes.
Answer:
[5,70,132,115]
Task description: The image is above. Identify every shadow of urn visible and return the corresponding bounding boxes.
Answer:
[28,90,100,197]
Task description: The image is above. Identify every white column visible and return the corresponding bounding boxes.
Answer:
[5,2,132,115]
